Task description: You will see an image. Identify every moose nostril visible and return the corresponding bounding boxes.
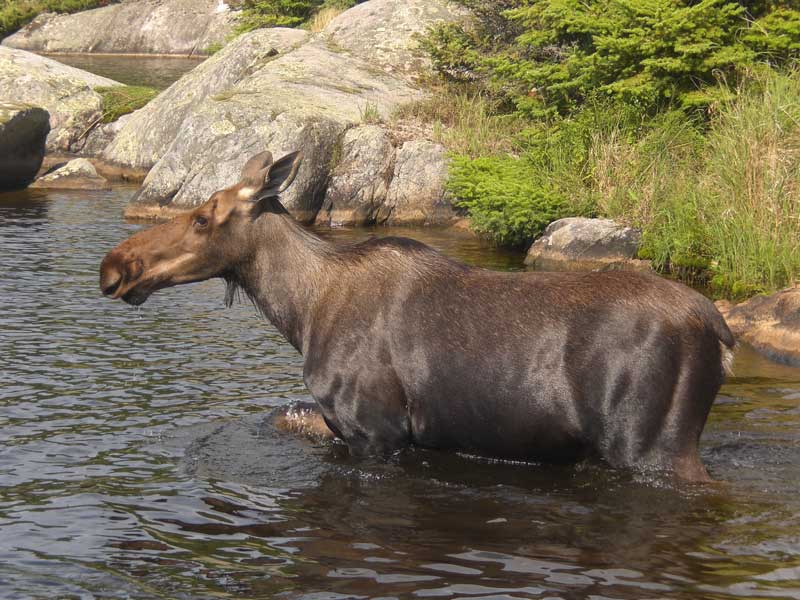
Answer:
[127,258,144,281]
[100,268,122,297]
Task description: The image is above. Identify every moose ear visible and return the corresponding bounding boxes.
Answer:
[240,151,273,190]
[258,151,302,199]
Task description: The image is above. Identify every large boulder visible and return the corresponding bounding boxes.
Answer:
[383,140,453,225]
[717,286,800,366]
[30,158,111,190]
[0,46,122,152]
[315,127,457,226]
[103,28,310,169]
[2,0,236,56]
[120,0,464,223]
[525,217,646,271]
[316,125,395,226]
[0,103,50,191]
[324,0,468,77]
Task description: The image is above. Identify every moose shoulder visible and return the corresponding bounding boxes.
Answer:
[100,150,735,482]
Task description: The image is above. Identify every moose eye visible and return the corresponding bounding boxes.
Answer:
[194,215,209,228]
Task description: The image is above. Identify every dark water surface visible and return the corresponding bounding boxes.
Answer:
[48,54,204,89]
[2,189,800,600]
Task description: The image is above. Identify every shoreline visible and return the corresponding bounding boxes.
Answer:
[37,51,208,60]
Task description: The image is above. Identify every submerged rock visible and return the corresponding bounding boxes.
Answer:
[0,103,50,191]
[105,0,465,225]
[525,217,647,271]
[31,158,110,190]
[2,0,236,56]
[0,46,121,152]
[717,286,800,366]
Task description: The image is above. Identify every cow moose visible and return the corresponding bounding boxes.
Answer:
[100,150,735,482]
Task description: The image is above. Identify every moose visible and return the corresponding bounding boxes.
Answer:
[100,150,735,482]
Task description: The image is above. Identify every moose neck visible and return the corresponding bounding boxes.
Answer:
[233,209,336,353]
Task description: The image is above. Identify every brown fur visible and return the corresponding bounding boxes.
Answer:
[100,150,736,482]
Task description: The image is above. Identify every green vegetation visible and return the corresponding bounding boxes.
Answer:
[203,41,224,55]
[414,0,800,298]
[95,85,158,123]
[234,0,363,33]
[0,0,114,39]
[359,102,381,125]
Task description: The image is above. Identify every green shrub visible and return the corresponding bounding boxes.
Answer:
[501,0,754,116]
[426,1,800,117]
[95,85,158,123]
[744,8,800,63]
[0,0,113,39]
[448,154,581,247]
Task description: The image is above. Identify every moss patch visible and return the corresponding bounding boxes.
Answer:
[95,85,158,123]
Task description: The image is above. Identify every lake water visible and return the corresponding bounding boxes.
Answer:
[50,54,204,89]
[1,188,800,600]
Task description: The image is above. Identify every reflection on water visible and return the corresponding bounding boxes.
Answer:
[1,188,800,599]
[49,54,204,89]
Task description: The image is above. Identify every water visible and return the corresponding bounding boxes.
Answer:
[49,54,204,89]
[1,188,800,600]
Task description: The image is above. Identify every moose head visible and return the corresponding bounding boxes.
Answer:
[99,151,302,306]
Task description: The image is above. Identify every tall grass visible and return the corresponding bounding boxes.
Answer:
[701,69,800,296]
[95,85,158,123]
[579,70,800,297]
[392,87,525,157]
[417,70,799,297]
[306,6,341,32]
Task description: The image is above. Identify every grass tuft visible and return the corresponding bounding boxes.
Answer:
[392,86,526,157]
[95,85,158,123]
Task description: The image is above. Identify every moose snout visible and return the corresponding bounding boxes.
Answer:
[100,252,143,298]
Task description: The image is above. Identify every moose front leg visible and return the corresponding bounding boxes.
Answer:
[271,401,337,442]
[305,367,412,458]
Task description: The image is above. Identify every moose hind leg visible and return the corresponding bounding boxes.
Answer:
[646,350,722,482]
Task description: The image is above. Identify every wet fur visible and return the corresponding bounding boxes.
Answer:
[233,214,735,482]
[102,157,736,482]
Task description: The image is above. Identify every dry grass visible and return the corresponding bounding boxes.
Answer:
[391,87,526,157]
[307,6,342,32]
